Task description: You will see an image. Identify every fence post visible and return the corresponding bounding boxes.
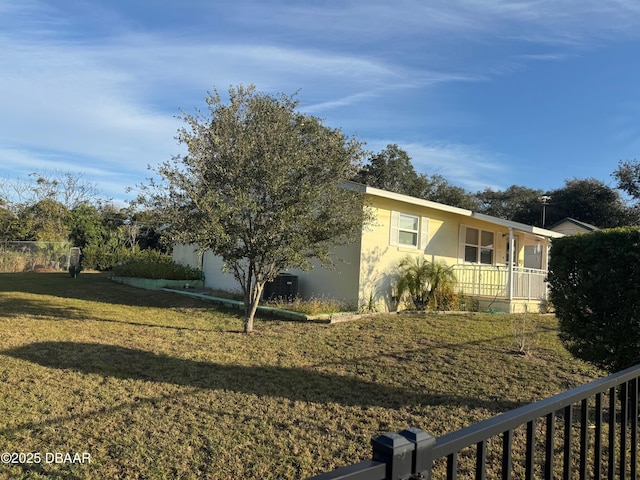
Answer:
[399,427,435,479]
[371,432,414,479]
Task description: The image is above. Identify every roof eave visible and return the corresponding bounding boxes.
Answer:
[471,212,565,238]
[341,180,564,239]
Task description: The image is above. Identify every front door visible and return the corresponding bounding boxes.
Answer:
[523,244,543,269]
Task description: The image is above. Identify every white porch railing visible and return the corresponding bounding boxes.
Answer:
[452,264,548,300]
[512,266,548,300]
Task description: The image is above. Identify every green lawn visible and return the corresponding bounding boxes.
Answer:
[0,272,603,479]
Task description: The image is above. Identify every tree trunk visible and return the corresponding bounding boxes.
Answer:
[243,281,265,334]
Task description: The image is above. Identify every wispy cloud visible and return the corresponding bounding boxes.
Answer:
[2,0,640,202]
[227,0,640,46]
[515,53,575,62]
[303,92,383,114]
[363,139,509,192]
[1,7,485,197]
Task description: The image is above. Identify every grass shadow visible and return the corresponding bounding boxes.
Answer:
[0,272,215,309]
[0,295,219,331]
[0,296,86,320]
[2,341,524,413]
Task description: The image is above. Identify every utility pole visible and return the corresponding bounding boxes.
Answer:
[541,195,551,227]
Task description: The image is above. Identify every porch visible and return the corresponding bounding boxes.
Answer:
[452,264,549,313]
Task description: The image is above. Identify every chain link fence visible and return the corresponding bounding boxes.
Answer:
[0,241,72,272]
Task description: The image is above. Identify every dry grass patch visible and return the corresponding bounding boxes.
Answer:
[0,272,603,479]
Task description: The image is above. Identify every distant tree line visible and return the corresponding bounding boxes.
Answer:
[0,172,166,270]
[354,145,640,229]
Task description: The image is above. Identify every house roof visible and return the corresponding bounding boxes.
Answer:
[547,217,599,232]
[343,181,564,239]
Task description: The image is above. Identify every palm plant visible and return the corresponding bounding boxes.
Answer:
[394,256,457,311]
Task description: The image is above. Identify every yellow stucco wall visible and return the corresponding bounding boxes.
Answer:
[284,242,361,308]
[357,194,535,311]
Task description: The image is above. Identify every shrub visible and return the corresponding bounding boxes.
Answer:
[112,251,203,280]
[394,256,457,311]
[0,242,69,272]
[457,294,479,312]
[359,290,380,313]
[511,314,539,356]
[82,242,130,270]
[264,295,349,315]
[548,227,640,373]
[432,285,459,311]
[0,249,27,272]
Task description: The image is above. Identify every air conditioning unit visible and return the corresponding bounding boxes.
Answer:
[263,273,298,300]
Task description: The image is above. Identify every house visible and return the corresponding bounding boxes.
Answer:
[548,217,599,236]
[172,182,564,313]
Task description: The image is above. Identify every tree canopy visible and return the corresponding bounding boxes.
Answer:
[475,185,544,225]
[354,144,477,209]
[138,85,372,333]
[544,178,631,228]
[476,179,635,228]
[613,159,640,224]
[354,144,424,196]
[613,159,640,201]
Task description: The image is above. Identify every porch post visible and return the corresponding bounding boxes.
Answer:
[544,239,551,300]
[508,228,514,301]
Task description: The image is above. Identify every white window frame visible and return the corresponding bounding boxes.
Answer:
[390,211,429,249]
[460,226,495,265]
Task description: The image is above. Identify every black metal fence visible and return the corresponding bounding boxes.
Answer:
[308,364,640,480]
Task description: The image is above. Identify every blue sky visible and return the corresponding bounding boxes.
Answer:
[2,0,640,204]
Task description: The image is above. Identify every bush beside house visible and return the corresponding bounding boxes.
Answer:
[548,227,640,372]
[393,256,458,311]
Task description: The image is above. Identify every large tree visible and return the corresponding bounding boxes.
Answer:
[475,179,634,228]
[1,171,107,243]
[613,159,640,201]
[68,203,107,249]
[138,85,371,333]
[354,144,425,196]
[421,174,477,210]
[355,144,477,209]
[613,159,640,224]
[0,203,15,241]
[475,185,544,226]
[12,199,70,242]
[545,178,631,228]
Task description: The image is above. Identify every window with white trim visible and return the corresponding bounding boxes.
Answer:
[390,211,428,249]
[398,214,418,246]
[463,226,494,264]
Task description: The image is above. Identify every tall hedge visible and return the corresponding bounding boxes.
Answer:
[548,227,640,373]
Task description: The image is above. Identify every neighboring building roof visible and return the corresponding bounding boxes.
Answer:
[343,181,564,239]
[548,217,599,233]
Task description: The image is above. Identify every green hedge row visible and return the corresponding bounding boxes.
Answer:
[111,251,203,281]
[548,227,640,373]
